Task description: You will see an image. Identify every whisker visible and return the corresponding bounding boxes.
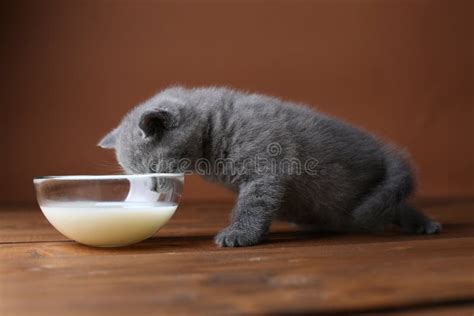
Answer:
[91,160,125,174]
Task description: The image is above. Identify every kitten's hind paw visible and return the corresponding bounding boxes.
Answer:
[423,220,442,234]
[214,226,262,247]
[401,219,442,235]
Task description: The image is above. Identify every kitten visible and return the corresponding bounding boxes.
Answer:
[99,86,441,247]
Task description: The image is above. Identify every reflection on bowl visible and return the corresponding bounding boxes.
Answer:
[33,174,184,247]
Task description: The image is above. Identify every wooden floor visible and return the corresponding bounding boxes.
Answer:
[1,200,473,315]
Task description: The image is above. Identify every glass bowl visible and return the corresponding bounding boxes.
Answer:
[33,173,184,247]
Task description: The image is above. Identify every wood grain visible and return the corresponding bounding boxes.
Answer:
[0,201,473,315]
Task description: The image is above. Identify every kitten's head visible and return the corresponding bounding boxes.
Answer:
[98,93,200,174]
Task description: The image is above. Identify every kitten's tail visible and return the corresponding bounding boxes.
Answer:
[351,145,415,231]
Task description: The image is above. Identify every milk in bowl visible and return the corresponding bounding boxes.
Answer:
[33,174,183,247]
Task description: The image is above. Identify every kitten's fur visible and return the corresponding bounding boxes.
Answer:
[99,86,441,247]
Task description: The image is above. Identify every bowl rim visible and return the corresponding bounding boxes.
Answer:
[33,173,184,182]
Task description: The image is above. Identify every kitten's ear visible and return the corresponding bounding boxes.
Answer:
[98,128,119,149]
[139,109,178,138]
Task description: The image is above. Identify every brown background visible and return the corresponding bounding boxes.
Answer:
[1,0,472,205]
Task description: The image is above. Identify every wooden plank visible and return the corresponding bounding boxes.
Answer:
[379,303,474,316]
[0,201,473,315]
[0,237,473,315]
[1,200,473,244]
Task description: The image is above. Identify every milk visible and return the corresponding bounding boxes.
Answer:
[40,202,177,247]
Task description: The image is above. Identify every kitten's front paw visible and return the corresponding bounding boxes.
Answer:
[214,226,263,247]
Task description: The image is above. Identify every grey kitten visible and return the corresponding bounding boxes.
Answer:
[99,86,441,247]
